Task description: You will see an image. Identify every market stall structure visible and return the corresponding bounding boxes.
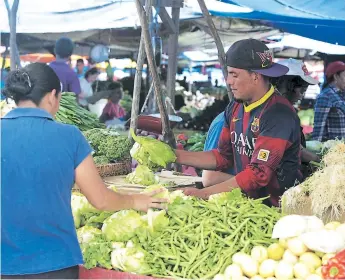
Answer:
[2,0,345,279]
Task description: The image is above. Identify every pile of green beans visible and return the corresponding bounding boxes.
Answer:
[141,197,281,279]
[56,92,104,131]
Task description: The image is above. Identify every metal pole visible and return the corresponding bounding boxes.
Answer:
[196,0,232,100]
[5,0,21,70]
[166,7,180,114]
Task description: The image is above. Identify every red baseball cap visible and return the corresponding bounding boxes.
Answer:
[325,61,345,78]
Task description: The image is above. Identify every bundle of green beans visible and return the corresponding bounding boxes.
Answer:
[137,193,281,279]
[79,190,281,278]
[56,92,104,131]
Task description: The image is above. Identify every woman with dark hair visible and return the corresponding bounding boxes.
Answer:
[1,63,166,279]
[312,61,345,142]
[79,67,99,108]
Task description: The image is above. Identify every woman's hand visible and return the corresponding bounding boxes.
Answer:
[131,188,168,212]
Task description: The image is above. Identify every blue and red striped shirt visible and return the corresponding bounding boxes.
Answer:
[212,86,302,206]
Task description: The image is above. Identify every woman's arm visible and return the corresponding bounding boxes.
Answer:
[75,155,166,212]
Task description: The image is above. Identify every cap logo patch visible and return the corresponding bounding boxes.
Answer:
[256,50,273,68]
[257,149,270,162]
[302,64,310,76]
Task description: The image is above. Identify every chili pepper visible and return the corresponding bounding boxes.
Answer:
[322,250,345,279]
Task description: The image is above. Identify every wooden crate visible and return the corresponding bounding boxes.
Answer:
[96,161,132,177]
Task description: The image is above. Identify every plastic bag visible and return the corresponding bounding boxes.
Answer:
[272,215,308,239]
[272,215,324,239]
[300,230,345,254]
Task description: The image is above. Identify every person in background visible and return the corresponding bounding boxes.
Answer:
[76,59,85,78]
[79,67,99,108]
[179,76,188,91]
[272,58,321,178]
[202,112,235,187]
[1,63,166,279]
[312,61,345,142]
[49,37,81,95]
[175,39,302,207]
[99,82,126,124]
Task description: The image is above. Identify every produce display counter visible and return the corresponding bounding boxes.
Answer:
[103,170,203,193]
[79,266,164,279]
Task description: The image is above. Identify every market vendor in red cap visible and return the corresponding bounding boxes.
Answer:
[312,61,345,142]
[175,38,303,207]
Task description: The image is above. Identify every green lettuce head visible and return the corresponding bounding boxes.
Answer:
[81,234,113,270]
[142,209,169,232]
[71,192,100,228]
[126,165,159,186]
[102,210,143,242]
[208,189,244,205]
[141,185,169,199]
[130,129,176,171]
[77,226,102,244]
[111,241,151,274]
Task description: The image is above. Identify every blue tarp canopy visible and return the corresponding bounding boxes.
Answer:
[1,0,344,55]
[216,0,345,46]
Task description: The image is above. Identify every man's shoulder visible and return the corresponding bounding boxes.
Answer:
[262,93,299,124]
[224,99,240,117]
[267,92,296,113]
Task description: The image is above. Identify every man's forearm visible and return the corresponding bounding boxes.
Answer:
[202,170,233,187]
[175,150,217,170]
[198,176,239,199]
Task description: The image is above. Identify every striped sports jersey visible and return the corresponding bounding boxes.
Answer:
[212,85,302,206]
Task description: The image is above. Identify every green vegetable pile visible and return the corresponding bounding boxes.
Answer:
[84,128,132,165]
[186,133,207,152]
[56,92,104,131]
[72,189,281,278]
[119,92,132,114]
[130,129,176,171]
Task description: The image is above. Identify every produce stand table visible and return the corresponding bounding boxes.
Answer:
[79,171,202,280]
[103,170,203,193]
[79,266,165,280]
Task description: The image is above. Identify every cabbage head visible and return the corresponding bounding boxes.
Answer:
[142,209,169,232]
[77,226,102,244]
[102,210,143,242]
[141,185,169,199]
[81,233,113,270]
[126,165,159,186]
[130,129,176,171]
[208,189,244,205]
[111,242,151,274]
[71,192,100,228]
[169,190,191,203]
